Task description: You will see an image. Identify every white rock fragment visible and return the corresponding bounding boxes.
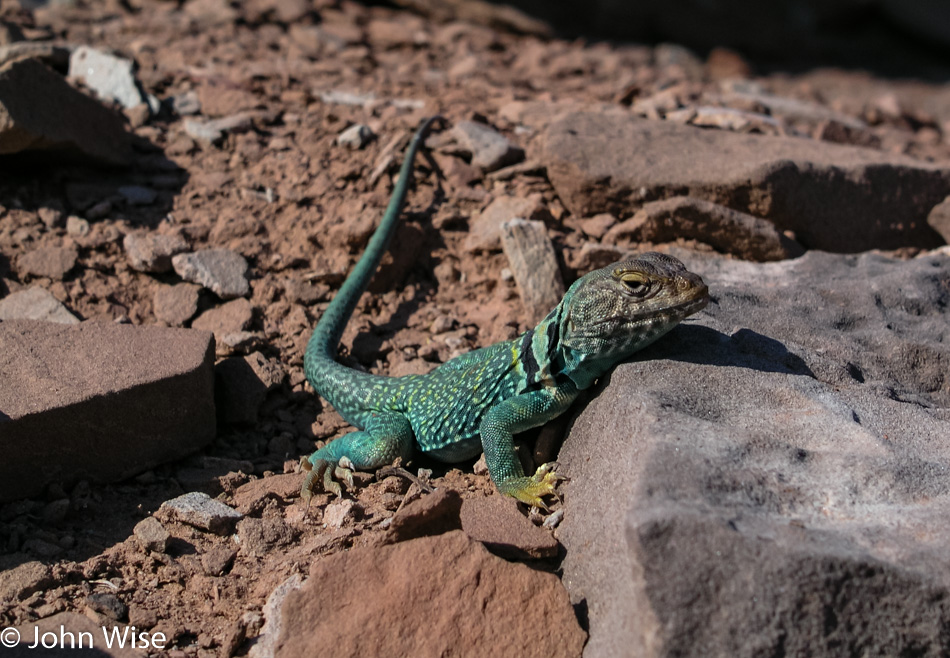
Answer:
[323,499,359,529]
[318,89,375,106]
[337,123,374,149]
[67,46,148,110]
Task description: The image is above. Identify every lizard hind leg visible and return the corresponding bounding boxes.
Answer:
[300,412,414,502]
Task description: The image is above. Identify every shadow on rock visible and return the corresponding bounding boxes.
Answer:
[634,323,815,378]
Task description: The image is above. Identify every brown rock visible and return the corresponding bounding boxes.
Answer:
[17,245,78,279]
[153,283,200,327]
[157,492,242,535]
[576,213,617,239]
[460,495,559,559]
[232,473,301,515]
[606,196,805,261]
[0,559,53,602]
[201,545,238,576]
[464,194,549,252]
[365,14,426,49]
[236,516,298,557]
[452,120,525,172]
[0,41,72,71]
[0,321,215,502]
[0,58,131,165]
[133,516,170,553]
[368,222,426,294]
[385,488,463,543]
[172,249,250,299]
[124,232,189,273]
[12,613,142,657]
[192,298,253,335]
[543,112,949,252]
[569,242,626,273]
[196,79,260,117]
[275,531,585,657]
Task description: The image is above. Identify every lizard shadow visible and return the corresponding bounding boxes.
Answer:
[631,323,815,377]
[349,186,450,363]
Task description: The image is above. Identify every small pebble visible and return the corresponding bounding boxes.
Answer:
[337,123,375,149]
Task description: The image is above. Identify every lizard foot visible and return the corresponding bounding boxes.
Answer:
[300,456,356,504]
[497,462,566,511]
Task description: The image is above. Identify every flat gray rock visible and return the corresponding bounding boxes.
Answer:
[0,58,131,165]
[157,492,242,536]
[557,249,950,657]
[173,249,250,299]
[542,112,949,252]
[0,321,215,502]
[0,287,78,324]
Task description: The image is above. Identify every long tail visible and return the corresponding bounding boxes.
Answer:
[305,116,443,371]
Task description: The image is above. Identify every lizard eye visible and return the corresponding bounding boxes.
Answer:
[619,272,651,296]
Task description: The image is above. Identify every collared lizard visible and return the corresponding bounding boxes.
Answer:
[301,116,709,507]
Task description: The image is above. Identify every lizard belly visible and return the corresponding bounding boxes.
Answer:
[404,360,518,463]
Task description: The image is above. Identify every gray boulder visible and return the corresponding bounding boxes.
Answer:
[558,249,950,657]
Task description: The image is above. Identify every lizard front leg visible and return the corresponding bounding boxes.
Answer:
[480,382,579,508]
[301,411,414,502]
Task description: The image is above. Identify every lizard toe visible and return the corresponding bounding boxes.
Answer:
[300,459,329,504]
[300,457,348,501]
[496,463,564,510]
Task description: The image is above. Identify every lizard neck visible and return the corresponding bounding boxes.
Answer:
[513,292,610,392]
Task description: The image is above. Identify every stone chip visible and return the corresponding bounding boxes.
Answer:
[173,249,250,299]
[157,492,243,535]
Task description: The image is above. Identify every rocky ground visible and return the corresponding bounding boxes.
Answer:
[2,1,950,657]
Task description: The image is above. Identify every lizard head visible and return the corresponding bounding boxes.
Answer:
[559,252,709,364]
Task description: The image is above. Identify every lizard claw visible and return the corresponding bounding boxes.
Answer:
[300,457,347,504]
[497,462,565,511]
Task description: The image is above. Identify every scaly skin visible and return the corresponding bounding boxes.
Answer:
[302,117,710,507]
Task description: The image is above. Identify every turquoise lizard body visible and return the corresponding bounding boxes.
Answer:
[302,116,709,507]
